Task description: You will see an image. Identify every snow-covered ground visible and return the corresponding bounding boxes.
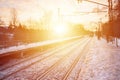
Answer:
[0,36,120,80]
[117,38,120,46]
[2,38,85,80]
[0,36,81,55]
[78,37,120,80]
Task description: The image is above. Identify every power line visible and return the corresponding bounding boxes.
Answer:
[77,0,108,7]
[84,0,108,7]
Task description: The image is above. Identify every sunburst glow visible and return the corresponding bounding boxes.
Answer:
[53,24,68,35]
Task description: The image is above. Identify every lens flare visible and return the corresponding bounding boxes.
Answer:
[53,24,68,35]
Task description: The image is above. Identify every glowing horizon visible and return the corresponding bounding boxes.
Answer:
[0,0,108,30]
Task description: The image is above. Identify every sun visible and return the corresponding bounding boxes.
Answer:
[53,24,68,36]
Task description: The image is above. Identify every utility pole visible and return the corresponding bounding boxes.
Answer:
[58,8,60,24]
[58,8,63,24]
[108,0,113,32]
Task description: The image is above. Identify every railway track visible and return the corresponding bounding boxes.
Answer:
[33,38,91,80]
[0,38,83,80]
[63,37,94,80]
[0,47,56,71]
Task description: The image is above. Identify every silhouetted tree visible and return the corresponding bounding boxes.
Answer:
[115,0,120,20]
[0,17,4,26]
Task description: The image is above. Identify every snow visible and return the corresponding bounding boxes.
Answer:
[1,36,120,80]
[0,36,81,55]
[39,38,90,80]
[4,39,82,80]
[118,38,120,46]
[78,37,120,80]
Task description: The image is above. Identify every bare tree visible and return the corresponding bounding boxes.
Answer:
[116,0,120,20]
[0,17,4,26]
[113,0,120,21]
[11,8,17,28]
[40,11,52,29]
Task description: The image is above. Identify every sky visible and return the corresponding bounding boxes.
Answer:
[0,0,108,29]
